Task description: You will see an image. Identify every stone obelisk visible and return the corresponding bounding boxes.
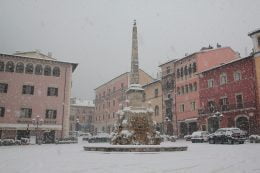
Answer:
[130,20,139,85]
[127,20,144,108]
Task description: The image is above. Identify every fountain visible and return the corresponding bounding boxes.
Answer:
[84,20,187,152]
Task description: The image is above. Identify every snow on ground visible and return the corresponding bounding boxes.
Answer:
[0,139,260,173]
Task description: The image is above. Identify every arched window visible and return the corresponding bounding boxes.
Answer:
[25,63,34,74]
[154,105,159,116]
[16,62,24,73]
[184,66,188,76]
[5,61,14,72]
[52,67,60,77]
[177,69,180,78]
[193,62,197,73]
[35,64,43,75]
[44,65,52,76]
[0,61,5,71]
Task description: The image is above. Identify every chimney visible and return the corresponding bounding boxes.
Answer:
[48,52,52,57]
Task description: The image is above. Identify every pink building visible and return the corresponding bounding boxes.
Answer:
[0,51,77,142]
[175,47,237,136]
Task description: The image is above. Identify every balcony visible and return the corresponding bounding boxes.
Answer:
[44,119,56,124]
[198,102,256,115]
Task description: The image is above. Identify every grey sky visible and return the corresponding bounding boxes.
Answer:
[0,0,259,100]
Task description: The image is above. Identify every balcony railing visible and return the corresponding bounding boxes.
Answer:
[198,102,256,115]
[44,119,56,124]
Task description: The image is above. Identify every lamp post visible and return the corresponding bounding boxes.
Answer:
[32,115,43,144]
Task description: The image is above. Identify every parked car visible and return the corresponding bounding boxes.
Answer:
[249,135,260,143]
[191,131,209,143]
[160,135,176,142]
[88,133,111,143]
[184,135,192,141]
[208,128,246,144]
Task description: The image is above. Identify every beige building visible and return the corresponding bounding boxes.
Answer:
[143,80,163,132]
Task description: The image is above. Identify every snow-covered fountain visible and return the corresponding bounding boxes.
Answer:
[84,21,187,152]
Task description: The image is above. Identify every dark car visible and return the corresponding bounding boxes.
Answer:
[208,128,246,144]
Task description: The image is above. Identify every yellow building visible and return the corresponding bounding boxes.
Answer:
[143,80,163,132]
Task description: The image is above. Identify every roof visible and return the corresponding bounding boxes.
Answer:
[94,69,154,90]
[158,59,178,67]
[14,50,56,60]
[159,47,233,67]
[248,28,260,36]
[142,79,160,88]
[198,55,253,74]
[71,98,95,107]
[0,53,78,72]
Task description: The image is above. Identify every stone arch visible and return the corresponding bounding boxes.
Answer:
[154,105,159,116]
[5,61,14,72]
[0,61,4,71]
[25,63,34,74]
[15,62,24,73]
[235,115,249,134]
[52,66,60,77]
[44,65,52,76]
[35,64,43,75]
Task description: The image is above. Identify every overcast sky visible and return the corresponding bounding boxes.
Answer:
[0,0,259,100]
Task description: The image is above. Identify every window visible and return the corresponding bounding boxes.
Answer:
[185,85,188,93]
[0,61,4,71]
[47,87,58,96]
[20,108,32,118]
[184,66,188,76]
[191,101,196,111]
[25,63,34,74]
[180,67,183,77]
[35,64,43,75]
[113,86,116,92]
[181,86,184,95]
[188,64,192,75]
[234,71,241,81]
[193,82,197,91]
[180,104,185,112]
[154,88,159,97]
[258,37,260,47]
[45,109,57,119]
[177,87,180,95]
[53,67,60,77]
[121,83,124,89]
[22,85,34,95]
[220,73,227,85]
[0,83,8,93]
[189,84,193,92]
[236,94,243,108]
[113,112,115,118]
[113,100,115,106]
[177,69,180,78]
[16,62,24,73]
[154,105,159,116]
[208,79,214,88]
[219,97,229,111]
[193,62,197,73]
[166,66,170,74]
[208,101,215,112]
[5,61,14,72]
[44,65,52,76]
[0,107,5,117]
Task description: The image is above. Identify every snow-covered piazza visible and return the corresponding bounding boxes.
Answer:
[0,140,260,173]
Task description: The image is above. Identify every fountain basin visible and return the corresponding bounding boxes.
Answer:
[83,144,187,152]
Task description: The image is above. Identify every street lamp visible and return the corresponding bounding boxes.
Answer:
[32,115,43,144]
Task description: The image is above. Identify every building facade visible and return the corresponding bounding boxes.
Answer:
[159,60,176,135]
[175,47,237,136]
[143,80,163,132]
[93,69,154,134]
[0,51,77,142]
[198,56,258,135]
[69,98,95,134]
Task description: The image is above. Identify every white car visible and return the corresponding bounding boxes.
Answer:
[191,131,209,143]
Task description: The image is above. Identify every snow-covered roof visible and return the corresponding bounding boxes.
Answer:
[70,98,95,107]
